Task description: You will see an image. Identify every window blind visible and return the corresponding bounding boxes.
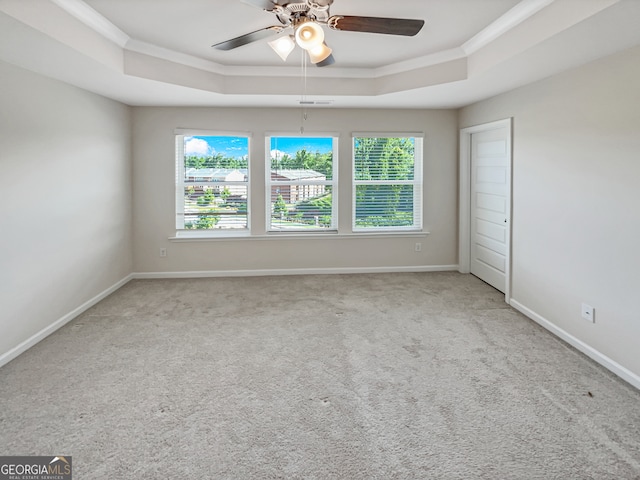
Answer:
[353,135,423,231]
[267,135,338,232]
[175,134,250,233]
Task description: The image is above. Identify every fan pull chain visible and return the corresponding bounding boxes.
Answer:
[300,49,308,134]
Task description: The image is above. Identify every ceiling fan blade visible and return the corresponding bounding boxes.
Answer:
[240,0,277,11]
[328,16,424,36]
[212,26,283,51]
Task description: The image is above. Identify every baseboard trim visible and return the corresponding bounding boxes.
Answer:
[133,265,460,280]
[0,274,134,369]
[510,299,640,391]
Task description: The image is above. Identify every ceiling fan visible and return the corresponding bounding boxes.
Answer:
[212,0,425,67]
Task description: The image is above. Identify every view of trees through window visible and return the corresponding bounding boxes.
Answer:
[353,136,421,229]
[178,135,249,230]
[177,134,421,234]
[269,137,335,231]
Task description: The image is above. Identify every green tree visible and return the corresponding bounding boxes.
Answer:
[354,137,414,181]
[354,137,415,227]
[186,153,248,171]
[271,149,333,178]
[293,193,332,224]
[297,150,333,178]
[185,155,205,169]
[195,211,219,229]
[294,149,313,169]
[271,153,293,172]
[273,194,287,218]
[197,189,216,206]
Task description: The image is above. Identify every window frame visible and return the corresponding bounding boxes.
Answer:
[351,132,424,233]
[175,129,251,237]
[265,133,339,233]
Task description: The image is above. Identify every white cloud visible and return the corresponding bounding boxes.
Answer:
[270,149,289,159]
[185,138,212,157]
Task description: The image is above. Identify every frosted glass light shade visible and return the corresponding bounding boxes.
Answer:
[268,35,296,61]
[295,22,325,50]
[308,42,333,64]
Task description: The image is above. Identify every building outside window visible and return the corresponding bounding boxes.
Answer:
[175,132,250,234]
[174,131,422,237]
[267,135,338,232]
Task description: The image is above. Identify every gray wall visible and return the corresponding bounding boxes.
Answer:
[3,43,638,385]
[0,61,133,361]
[132,107,459,274]
[459,45,640,379]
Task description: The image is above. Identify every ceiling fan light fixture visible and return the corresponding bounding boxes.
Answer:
[268,34,296,61]
[315,53,335,68]
[308,42,333,65]
[215,2,426,69]
[295,21,325,50]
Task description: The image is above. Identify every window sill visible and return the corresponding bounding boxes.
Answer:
[169,231,430,242]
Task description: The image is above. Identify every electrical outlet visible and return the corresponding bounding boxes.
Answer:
[581,303,595,323]
[415,242,422,252]
[159,248,167,258]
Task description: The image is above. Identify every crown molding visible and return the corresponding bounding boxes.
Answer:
[126,39,227,75]
[50,0,129,47]
[126,39,375,79]
[48,0,558,82]
[462,0,555,55]
[34,0,610,100]
[126,41,468,80]
[374,47,467,77]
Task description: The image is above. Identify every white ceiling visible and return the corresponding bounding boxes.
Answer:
[85,0,521,69]
[1,0,640,108]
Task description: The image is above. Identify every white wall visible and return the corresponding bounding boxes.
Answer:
[459,46,640,381]
[132,107,458,274]
[0,61,132,363]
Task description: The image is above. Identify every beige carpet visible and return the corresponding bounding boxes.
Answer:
[1,272,639,479]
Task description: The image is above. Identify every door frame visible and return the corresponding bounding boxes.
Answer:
[459,118,513,304]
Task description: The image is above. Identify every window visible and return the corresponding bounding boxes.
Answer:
[175,132,250,234]
[267,135,338,232]
[352,134,423,231]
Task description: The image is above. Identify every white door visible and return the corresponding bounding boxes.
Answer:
[470,126,510,293]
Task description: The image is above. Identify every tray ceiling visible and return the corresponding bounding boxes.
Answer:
[1,0,639,108]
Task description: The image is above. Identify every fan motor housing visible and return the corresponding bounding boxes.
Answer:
[274,1,332,25]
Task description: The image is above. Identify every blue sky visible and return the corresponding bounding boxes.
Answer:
[270,137,333,157]
[184,135,332,158]
[185,136,248,158]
